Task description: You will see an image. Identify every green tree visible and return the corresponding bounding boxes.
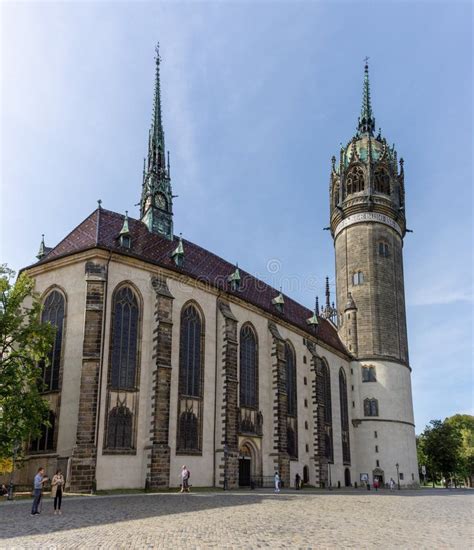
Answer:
[446,414,474,486]
[420,419,463,487]
[0,264,54,459]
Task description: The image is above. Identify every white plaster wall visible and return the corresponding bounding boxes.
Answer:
[351,359,418,486]
[167,278,218,488]
[95,261,155,490]
[29,256,365,490]
[316,347,355,487]
[32,262,87,458]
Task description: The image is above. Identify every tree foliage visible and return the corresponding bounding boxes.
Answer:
[0,265,54,459]
[417,415,474,487]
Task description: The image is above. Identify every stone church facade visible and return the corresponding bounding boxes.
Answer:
[17,49,419,491]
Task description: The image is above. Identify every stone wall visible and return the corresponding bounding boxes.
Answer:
[335,223,408,364]
[217,300,239,489]
[268,322,290,487]
[69,261,107,492]
[148,276,174,488]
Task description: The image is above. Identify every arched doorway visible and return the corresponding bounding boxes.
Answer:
[344,468,351,487]
[303,465,309,484]
[372,467,385,486]
[239,444,252,486]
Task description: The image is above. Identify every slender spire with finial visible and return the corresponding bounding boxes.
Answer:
[149,43,166,174]
[358,58,375,136]
[325,276,331,310]
[140,44,174,240]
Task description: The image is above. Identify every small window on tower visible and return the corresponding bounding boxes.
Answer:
[362,366,376,382]
[376,459,380,467]
[378,242,389,257]
[352,271,364,285]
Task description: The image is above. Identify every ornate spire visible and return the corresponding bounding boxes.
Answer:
[148,43,166,174]
[358,59,375,136]
[140,44,174,240]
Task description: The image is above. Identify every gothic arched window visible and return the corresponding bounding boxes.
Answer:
[41,290,65,392]
[339,368,351,464]
[30,410,56,452]
[110,286,140,390]
[346,166,365,195]
[106,406,133,449]
[285,342,297,417]
[364,398,379,417]
[239,324,258,408]
[362,366,376,382]
[178,410,199,451]
[179,304,203,398]
[374,168,390,195]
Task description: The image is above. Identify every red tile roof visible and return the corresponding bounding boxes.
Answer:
[28,208,348,355]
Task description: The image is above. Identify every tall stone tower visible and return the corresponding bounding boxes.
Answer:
[330,62,418,485]
[140,44,174,240]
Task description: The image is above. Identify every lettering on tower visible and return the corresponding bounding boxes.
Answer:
[334,212,402,239]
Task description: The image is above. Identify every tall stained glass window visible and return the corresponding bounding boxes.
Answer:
[41,290,65,391]
[240,325,258,408]
[179,304,203,397]
[110,286,139,389]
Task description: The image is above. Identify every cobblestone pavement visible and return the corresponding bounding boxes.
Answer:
[0,489,472,549]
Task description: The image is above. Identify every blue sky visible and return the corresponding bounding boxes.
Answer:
[1,1,472,431]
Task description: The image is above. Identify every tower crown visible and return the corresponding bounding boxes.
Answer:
[329,62,406,237]
[140,44,174,240]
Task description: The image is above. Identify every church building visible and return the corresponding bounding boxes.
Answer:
[18,48,419,491]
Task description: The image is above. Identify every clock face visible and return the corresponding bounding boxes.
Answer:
[155,193,167,210]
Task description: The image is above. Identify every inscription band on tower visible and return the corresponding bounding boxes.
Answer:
[334,212,402,239]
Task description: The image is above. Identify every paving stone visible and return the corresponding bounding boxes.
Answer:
[0,489,471,549]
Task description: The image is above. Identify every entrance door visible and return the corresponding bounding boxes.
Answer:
[239,458,251,486]
[344,468,351,487]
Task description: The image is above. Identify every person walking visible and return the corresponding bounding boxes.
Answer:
[51,469,65,515]
[180,465,191,493]
[31,467,48,515]
[295,473,301,490]
[373,478,379,492]
[274,472,280,493]
[389,478,395,491]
